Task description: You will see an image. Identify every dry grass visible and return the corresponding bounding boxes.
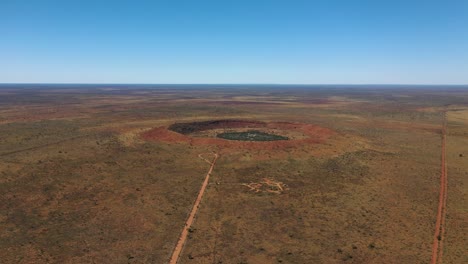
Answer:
[0,86,466,263]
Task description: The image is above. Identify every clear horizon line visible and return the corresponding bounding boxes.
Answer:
[1,82,468,86]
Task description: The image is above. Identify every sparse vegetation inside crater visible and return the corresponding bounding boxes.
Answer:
[168,120,265,135]
[217,130,289,141]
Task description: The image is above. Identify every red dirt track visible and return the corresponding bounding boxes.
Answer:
[141,121,334,150]
[431,112,448,264]
[169,153,218,264]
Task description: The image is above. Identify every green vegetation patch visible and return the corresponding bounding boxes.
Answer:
[168,120,265,134]
[217,130,288,141]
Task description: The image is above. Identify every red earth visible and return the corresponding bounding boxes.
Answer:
[141,120,335,150]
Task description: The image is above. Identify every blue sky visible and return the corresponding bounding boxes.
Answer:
[1,0,468,84]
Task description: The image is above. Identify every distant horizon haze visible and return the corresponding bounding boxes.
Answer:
[1,83,467,87]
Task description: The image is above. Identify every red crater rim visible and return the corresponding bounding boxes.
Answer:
[141,119,335,150]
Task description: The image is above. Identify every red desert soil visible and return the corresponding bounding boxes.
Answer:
[169,153,218,264]
[431,111,448,264]
[141,120,334,150]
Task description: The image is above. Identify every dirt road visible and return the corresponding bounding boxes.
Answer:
[431,112,448,264]
[169,153,218,264]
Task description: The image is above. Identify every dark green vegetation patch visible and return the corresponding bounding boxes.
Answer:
[168,120,265,135]
[217,130,288,141]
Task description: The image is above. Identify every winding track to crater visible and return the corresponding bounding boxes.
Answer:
[169,153,218,264]
[431,111,448,264]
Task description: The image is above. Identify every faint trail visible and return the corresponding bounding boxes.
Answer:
[0,135,91,157]
[198,153,214,165]
[169,153,218,264]
[431,111,448,264]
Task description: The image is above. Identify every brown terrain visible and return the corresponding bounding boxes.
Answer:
[0,84,467,263]
[170,153,218,264]
[431,111,447,264]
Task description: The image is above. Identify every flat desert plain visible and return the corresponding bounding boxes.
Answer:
[0,85,467,263]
